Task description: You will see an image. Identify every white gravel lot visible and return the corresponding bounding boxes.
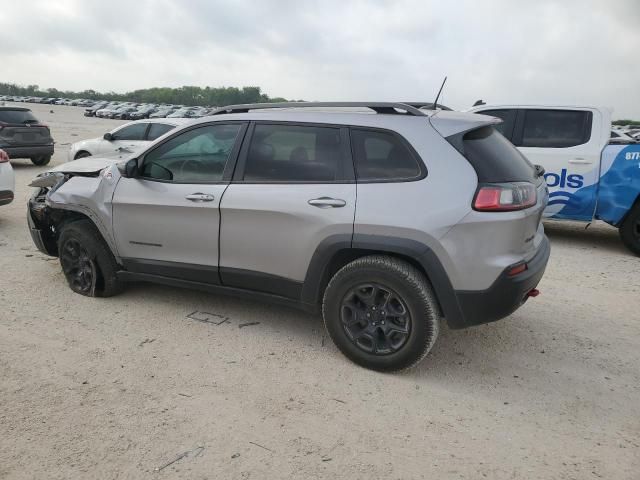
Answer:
[1,103,639,480]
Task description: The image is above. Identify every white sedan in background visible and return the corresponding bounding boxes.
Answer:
[0,149,15,206]
[67,119,188,162]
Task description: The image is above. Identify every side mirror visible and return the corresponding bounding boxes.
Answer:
[117,158,139,178]
[103,132,113,141]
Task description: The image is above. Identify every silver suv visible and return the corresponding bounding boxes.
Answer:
[28,102,550,371]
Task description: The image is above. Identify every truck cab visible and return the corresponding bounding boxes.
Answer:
[469,105,640,255]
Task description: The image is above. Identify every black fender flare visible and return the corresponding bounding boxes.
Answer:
[301,233,466,328]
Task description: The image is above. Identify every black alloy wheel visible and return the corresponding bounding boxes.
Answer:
[340,282,412,355]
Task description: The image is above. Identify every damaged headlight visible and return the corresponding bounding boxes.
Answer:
[29,172,67,191]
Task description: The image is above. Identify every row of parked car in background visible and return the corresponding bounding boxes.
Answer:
[0,95,218,120]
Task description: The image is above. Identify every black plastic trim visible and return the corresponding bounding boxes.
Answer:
[220,267,302,299]
[350,234,465,328]
[121,258,221,285]
[117,271,310,312]
[455,236,550,328]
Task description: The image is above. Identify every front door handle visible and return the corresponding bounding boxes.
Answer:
[308,197,346,208]
[185,193,215,202]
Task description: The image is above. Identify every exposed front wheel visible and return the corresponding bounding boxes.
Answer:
[31,155,51,166]
[58,220,124,297]
[322,255,440,372]
[620,203,640,256]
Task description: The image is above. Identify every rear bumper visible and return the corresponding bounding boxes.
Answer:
[450,235,550,329]
[3,144,54,159]
[0,189,13,206]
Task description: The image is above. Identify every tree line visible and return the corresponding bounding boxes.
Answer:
[0,82,291,107]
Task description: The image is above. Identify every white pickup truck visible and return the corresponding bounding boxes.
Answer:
[469,105,640,255]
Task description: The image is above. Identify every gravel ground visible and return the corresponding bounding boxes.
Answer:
[1,103,639,480]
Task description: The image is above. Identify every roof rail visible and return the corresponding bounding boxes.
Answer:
[210,102,434,116]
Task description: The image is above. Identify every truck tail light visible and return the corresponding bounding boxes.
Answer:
[473,182,537,212]
[0,149,9,163]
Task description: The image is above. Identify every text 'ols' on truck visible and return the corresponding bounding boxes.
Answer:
[470,105,640,255]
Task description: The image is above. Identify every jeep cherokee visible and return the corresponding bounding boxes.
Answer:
[27,102,550,371]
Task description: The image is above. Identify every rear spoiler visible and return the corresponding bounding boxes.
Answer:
[428,111,501,138]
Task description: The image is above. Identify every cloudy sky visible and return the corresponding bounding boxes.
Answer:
[1,0,638,117]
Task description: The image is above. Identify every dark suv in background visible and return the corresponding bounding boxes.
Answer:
[0,107,54,165]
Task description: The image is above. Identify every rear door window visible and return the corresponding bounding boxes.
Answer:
[242,123,345,182]
[350,129,422,181]
[476,109,517,140]
[519,109,592,148]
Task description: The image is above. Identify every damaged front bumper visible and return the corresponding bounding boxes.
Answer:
[28,187,59,256]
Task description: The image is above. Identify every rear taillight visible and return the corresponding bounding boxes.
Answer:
[0,149,9,163]
[473,182,537,212]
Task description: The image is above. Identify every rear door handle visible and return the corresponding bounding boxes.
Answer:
[308,197,346,208]
[185,193,215,202]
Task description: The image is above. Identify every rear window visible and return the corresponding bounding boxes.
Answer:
[520,109,592,148]
[0,109,38,123]
[451,126,536,183]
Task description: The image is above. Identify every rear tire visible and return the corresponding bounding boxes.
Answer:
[619,203,640,256]
[322,255,440,372]
[31,155,51,166]
[57,220,124,297]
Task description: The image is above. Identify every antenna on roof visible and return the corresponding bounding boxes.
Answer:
[432,76,447,109]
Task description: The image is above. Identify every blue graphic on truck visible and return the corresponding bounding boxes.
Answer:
[543,144,640,226]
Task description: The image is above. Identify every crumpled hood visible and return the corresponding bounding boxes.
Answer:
[29,156,124,188]
[49,156,123,174]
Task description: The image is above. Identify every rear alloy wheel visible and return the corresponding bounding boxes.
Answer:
[31,155,51,166]
[340,283,412,355]
[323,255,440,372]
[620,203,640,256]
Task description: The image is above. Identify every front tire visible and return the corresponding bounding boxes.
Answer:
[620,203,640,256]
[322,255,440,372]
[74,151,91,159]
[31,155,51,166]
[58,220,124,297]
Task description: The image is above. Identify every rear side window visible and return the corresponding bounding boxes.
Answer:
[0,109,38,123]
[452,127,535,183]
[112,123,148,141]
[351,129,421,181]
[243,124,343,182]
[520,109,592,148]
[476,109,517,140]
[147,123,175,140]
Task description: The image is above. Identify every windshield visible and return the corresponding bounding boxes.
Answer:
[0,109,39,123]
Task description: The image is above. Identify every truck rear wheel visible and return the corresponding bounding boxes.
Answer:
[619,203,640,256]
